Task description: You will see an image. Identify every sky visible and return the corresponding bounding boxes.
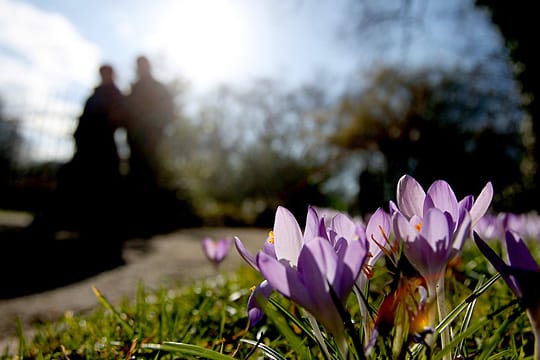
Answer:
[0,0,503,162]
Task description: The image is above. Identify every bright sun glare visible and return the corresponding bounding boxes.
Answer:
[150,0,251,90]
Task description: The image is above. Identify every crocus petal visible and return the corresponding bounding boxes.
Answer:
[397,174,425,219]
[366,208,391,239]
[257,252,311,306]
[365,207,389,265]
[326,228,338,246]
[401,209,452,280]
[477,230,540,314]
[296,239,346,337]
[458,196,474,226]
[301,237,339,288]
[394,212,432,274]
[303,206,320,240]
[469,182,493,227]
[458,195,474,213]
[331,212,358,242]
[393,211,419,243]
[334,237,368,299]
[263,240,276,259]
[506,230,540,272]
[201,237,216,259]
[388,200,399,215]
[215,238,232,262]
[510,270,540,312]
[273,206,304,264]
[451,210,472,255]
[426,180,458,222]
[345,236,369,276]
[423,193,436,216]
[420,208,452,254]
[404,236,434,280]
[235,236,258,270]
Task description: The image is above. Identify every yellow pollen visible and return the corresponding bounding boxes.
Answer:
[250,285,257,292]
[267,230,275,244]
[415,222,423,232]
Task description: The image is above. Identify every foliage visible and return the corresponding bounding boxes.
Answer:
[161,80,340,225]
[331,65,529,213]
[475,0,540,183]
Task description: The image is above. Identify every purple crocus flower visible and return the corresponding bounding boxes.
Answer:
[247,280,274,326]
[234,205,323,326]
[257,235,368,357]
[392,174,493,235]
[390,174,489,350]
[201,236,232,266]
[391,174,492,278]
[474,230,540,358]
[394,207,471,283]
[235,204,370,356]
[235,205,322,269]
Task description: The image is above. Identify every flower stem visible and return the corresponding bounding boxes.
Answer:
[303,311,332,360]
[436,276,451,360]
[526,308,540,360]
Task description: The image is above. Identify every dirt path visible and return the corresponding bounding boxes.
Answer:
[0,227,267,354]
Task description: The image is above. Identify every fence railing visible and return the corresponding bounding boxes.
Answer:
[1,90,85,212]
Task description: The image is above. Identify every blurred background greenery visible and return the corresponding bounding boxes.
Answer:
[0,0,537,231]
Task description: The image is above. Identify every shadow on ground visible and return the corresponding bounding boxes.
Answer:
[0,200,201,299]
[0,223,131,299]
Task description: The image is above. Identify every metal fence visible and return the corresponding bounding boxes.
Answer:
[1,89,84,211]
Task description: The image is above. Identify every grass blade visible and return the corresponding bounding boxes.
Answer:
[143,341,236,360]
[268,297,318,344]
[436,273,501,334]
[258,296,311,358]
[240,339,288,360]
[92,285,134,338]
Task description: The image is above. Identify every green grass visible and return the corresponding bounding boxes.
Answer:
[1,240,537,359]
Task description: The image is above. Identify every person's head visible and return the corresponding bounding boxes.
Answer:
[99,64,115,85]
[136,55,152,80]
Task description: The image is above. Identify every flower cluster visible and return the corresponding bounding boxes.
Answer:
[234,174,494,358]
[474,211,540,241]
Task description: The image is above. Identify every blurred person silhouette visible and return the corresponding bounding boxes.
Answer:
[124,55,174,190]
[53,63,127,237]
[122,55,177,235]
[73,64,125,183]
